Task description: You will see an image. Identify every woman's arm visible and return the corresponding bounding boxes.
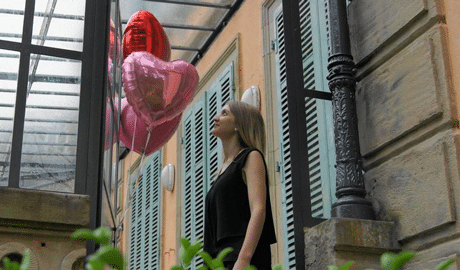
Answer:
[234,150,267,269]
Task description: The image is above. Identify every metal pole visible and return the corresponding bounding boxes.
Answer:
[327,0,375,219]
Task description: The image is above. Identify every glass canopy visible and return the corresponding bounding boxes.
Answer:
[0,0,243,192]
[120,0,241,64]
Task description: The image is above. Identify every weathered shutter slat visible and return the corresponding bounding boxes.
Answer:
[129,151,162,269]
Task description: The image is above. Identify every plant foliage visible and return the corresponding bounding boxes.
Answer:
[1,227,456,270]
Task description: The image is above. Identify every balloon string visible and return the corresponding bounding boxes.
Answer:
[117,120,153,229]
[118,115,139,227]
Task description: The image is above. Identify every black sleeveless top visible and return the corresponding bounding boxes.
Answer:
[203,148,277,261]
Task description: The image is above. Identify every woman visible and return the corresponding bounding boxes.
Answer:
[204,101,277,270]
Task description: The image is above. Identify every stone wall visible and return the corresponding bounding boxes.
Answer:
[0,188,90,269]
[348,0,460,268]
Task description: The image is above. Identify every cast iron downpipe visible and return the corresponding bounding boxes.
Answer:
[327,0,375,219]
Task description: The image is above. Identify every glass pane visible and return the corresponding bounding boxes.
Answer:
[0,49,20,186]
[32,0,86,51]
[19,54,81,192]
[101,2,123,228]
[0,1,26,43]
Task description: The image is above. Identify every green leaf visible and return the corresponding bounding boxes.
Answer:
[2,257,20,270]
[435,258,457,270]
[197,266,209,270]
[215,248,233,266]
[199,251,214,268]
[181,238,191,249]
[179,238,203,266]
[95,246,124,270]
[328,261,356,270]
[85,259,105,270]
[381,251,416,270]
[19,249,30,270]
[171,266,185,270]
[246,266,257,270]
[93,227,112,246]
[199,248,233,269]
[272,264,283,270]
[72,229,101,244]
[338,261,356,270]
[72,227,111,246]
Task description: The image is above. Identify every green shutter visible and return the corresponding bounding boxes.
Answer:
[129,151,162,269]
[302,0,336,218]
[274,6,296,270]
[182,62,234,270]
[206,62,235,187]
[142,153,162,269]
[129,170,141,270]
[182,97,207,270]
[274,0,336,268]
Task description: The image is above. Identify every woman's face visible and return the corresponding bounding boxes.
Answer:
[212,104,237,138]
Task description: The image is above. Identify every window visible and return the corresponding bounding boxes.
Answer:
[129,151,162,269]
[0,0,86,192]
[182,62,234,270]
[271,0,336,269]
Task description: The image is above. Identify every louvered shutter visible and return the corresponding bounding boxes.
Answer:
[274,1,336,269]
[182,97,207,270]
[142,153,162,269]
[300,0,336,218]
[129,151,162,269]
[129,171,142,270]
[182,62,234,270]
[206,62,235,188]
[274,6,296,270]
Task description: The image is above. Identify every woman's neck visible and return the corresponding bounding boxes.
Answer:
[221,137,243,162]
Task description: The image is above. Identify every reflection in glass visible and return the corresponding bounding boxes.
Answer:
[0,1,26,43]
[19,54,81,192]
[32,0,86,51]
[101,1,123,229]
[0,50,21,186]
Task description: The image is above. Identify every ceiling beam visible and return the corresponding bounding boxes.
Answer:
[143,0,232,9]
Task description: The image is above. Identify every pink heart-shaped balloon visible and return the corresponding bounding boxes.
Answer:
[119,98,181,155]
[122,51,199,129]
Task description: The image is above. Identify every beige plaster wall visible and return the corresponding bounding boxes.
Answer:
[161,133,178,270]
[194,0,265,110]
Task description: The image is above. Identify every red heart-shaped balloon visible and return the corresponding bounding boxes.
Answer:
[119,98,181,155]
[123,10,171,61]
[122,51,199,129]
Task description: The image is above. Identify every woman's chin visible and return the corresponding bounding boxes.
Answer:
[211,129,219,137]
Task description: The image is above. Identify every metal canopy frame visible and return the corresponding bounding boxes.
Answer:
[0,0,101,193]
[120,0,245,65]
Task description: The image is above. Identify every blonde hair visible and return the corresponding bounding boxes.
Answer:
[227,101,266,154]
